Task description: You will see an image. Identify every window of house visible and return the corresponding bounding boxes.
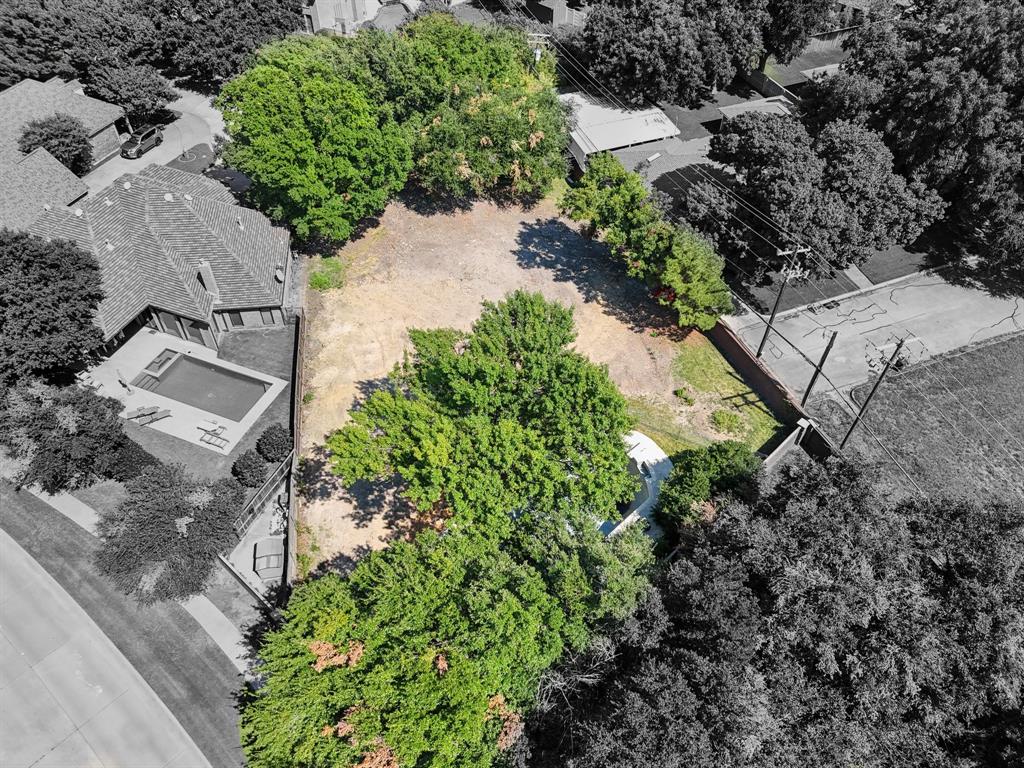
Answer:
[260,309,275,325]
[227,311,243,328]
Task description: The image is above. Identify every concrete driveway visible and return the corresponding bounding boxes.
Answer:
[0,530,210,768]
[726,271,1024,399]
[81,89,223,196]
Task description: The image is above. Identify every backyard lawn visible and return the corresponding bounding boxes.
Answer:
[297,198,786,569]
[810,332,1024,501]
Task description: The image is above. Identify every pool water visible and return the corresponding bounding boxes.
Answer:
[152,355,269,421]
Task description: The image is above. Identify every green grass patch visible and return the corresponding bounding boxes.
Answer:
[673,335,783,450]
[711,409,743,434]
[308,255,348,292]
[627,397,707,456]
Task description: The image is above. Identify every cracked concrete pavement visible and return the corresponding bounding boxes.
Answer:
[725,271,1024,399]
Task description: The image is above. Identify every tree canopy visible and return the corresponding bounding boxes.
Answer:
[17,113,93,175]
[218,63,411,241]
[580,0,768,107]
[0,230,104,384]
[687,112,944,274]
[561,153,733,328]
[219,15,568,240]
[802,0,1024,273]
[1,382,125,493]
[0,0,175,119]
[243,292,654,768]
[526,459,1024,767]
[96,463,243,602]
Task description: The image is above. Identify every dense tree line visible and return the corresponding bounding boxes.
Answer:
[0,0,302,118]
[684,112,945,275]
[803,0,1024,273]
[242,292,654,768]
[526,459,1024,767]
[219,15,569,241]
[560,153,734,329]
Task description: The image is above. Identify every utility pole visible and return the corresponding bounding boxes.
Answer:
[840,337,905,449]
[756,248,809,359]
[800,330,838,407]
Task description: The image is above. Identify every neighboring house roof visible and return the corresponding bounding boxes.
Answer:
[560,92,680,161]
[0,147,87,230]
[0,77,124,230]
[717,96,796,121]
[28,165,290,341]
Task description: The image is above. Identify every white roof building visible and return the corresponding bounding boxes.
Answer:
[559,92,680,170]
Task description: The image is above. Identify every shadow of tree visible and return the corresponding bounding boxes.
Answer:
[514,217,688,340]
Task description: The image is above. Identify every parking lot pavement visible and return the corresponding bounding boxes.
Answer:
[0,529,211,768]
[725,271,1024,398]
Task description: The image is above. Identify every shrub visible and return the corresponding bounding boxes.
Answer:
[256,423,292,463]
[673,388,694,406]
[656,440,759,529]
[232,449,267,487]
[106,439,161,482]
[711,409,742,434]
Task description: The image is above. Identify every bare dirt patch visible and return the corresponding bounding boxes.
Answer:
[297,198,774,568]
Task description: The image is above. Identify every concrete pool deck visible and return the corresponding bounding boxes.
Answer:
[87,329,287,454]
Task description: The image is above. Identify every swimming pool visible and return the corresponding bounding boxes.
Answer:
[150,355,270,421]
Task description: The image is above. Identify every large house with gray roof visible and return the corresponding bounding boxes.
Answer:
[0,77,128,229]
[28,165,292,351]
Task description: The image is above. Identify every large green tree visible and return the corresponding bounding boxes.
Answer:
[527,459,1024,767]
[17,113,93,175]
[802,0,1024,272]
[0,230,104,384]
[561,153,733,328]
[688,112,944,274]
[243,292,654,768]
[95,463,242,602]
[218,63,411,241]
[580,0,768,107]
[759,0,840,67]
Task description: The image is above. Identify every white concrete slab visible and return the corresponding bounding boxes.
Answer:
[179,596,248,674]
[33,731,105,767]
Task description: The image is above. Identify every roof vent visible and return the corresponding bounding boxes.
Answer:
[183,193,193,201]
[74,208,83,217]
[164,192,174,202]
[123,181,131,190]
[42,203,51,211]
[105,239,114,251]
[104,198,112,206]
[236,216,243,230]
[274,265,285,283]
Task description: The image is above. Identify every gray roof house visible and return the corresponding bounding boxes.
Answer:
[0,77,128,229]
[28,165,291,351]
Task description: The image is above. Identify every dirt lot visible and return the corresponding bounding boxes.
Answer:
[297,198,781,570]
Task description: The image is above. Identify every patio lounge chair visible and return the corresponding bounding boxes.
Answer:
[200,431,229,449]
[138,409,171,426]
[125,405,158,420]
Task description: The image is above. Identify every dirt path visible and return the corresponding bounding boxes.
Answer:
[296,199,719,568]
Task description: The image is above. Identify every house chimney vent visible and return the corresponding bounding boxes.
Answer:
[105,239,114,251]
[123,181,131,190]
[74,208,83,217]
[164,193,174,202]
[43,203,51,211]
[184,193,193,201]
[104,198,112,206]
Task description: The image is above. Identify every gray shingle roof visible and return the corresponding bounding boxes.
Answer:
[28,165,290,340]
[0,77,122,229]
[0,147,87,229]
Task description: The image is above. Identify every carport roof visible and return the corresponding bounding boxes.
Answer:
[559,92,680,156]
